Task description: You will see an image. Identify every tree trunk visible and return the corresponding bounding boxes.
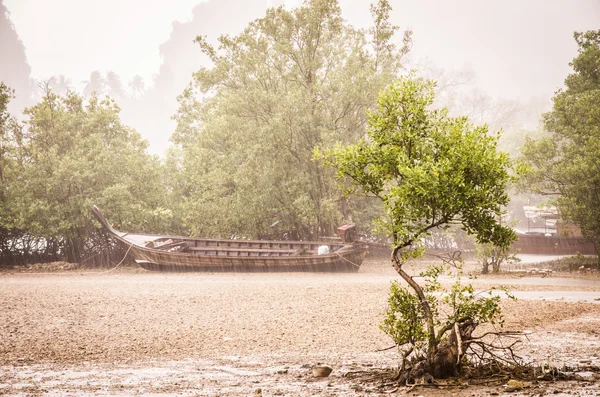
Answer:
[391,246,479,381]
[428,321,477,378]
[65,237,84,263]
[339,196,353,223]
[391,247,438,358]
[593,239,600,269]
[492,260,501,273]
[481,261,489,274]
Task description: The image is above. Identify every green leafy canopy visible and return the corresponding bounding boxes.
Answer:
[0,84,178,262]
[317,75,516,252]
[519,30,600,245]
[173,0,411,239]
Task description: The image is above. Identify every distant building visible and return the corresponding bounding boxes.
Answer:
[522,205,583,237]
[513,206,594,255]
[523,205,558,235]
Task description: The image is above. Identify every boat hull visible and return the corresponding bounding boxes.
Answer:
[131,245,366,273]
[93,206,367,272]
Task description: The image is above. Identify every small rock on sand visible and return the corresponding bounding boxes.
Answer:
[312,365,333,377]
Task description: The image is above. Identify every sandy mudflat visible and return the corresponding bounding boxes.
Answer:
[1,259,599,396]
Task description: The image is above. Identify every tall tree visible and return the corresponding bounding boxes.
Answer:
[82,71,106,96]
[49,75,72,95]
[519,30,600,248]
[5,86,174,263]
[173,0,410,239]
[321,76,515,379]
[128,75,145,99]
[0,82,33,265]
[0,82,16,260]
[0,83,15,218]
[106,71,125,99]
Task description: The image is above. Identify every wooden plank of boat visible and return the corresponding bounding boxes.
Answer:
[92,206,368,272]
[185,246,311,256]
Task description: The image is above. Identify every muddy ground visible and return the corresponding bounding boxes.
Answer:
[1,258,599,396]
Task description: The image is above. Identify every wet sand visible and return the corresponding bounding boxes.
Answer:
[1,259,599,396]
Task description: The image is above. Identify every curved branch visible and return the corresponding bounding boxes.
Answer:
[391,246,437,357]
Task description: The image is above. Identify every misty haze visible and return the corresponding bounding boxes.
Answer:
[1,0,599,395]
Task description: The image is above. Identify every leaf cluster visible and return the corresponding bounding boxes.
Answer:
[319,76,516,251]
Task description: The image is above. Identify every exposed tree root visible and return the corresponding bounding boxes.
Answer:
[386,246,528,384]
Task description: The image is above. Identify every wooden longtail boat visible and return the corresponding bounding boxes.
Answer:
[92,206,368,272]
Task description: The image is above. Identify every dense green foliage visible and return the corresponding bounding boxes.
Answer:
[0,82,20,259]
[320,76,516,253]
[172,0,410,239]
[0,85,177,264]
[519,30,600,246]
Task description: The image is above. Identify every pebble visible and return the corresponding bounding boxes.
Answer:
[312,365,333,377]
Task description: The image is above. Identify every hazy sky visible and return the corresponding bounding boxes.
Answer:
[345,0,600,100]
[4,0,204,85]
[5,0,599,102]
[3,0,600,154]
